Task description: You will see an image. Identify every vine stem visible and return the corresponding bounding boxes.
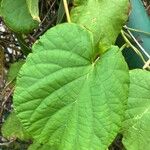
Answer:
[121,30,146,63]
[125,27,150,59]
[143,59,150,70]
[124,25,150,36]
[120,43,128,51]
[63,0,71,23]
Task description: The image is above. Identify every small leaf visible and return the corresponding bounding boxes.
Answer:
[71,0,129,53]
[14,23,129,150]
[1,0,39,33]
[28,141,50,150]
[26,0,40,22]
[2,112,31,141]
[123,69,150,150]
[7,61,25,83]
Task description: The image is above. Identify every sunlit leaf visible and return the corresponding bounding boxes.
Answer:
[14,23,129,150]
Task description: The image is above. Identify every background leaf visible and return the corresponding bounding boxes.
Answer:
[26,0,40,22]
[2,111,31,141]
[71,0,129,53]
[1,0,39,33]
[7,61,25,83]
[122,69,150,150]
[14,23,129,150]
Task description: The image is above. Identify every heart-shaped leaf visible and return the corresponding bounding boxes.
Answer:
[14,23,129,150]
[71,0,129,52]
[123,69,150,150]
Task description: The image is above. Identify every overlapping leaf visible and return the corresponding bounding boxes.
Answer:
[123,70,150,150]
[71,0,129,53]
[14,23,129,150]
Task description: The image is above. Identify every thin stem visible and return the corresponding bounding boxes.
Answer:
[63,0,71,23]
[123,31,132,40]
[120,43,128,51]
[40,0,56,25]
[2,80,14,95]
[143,59,150,70]
[121,30,146,63]
[0,139,15,146]
[124,25,150,36]
[125,28,150,59]
[0,86,15,118]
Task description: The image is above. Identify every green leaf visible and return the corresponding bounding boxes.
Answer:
[26,0,40,22]
[7,61,25,83]
[1,0,39,33]
[28,141,50,150]
[71,0,129,53]
[14,23,129,150]
[123,69,150,150]
[0,0,2,15]
[2,111,31,141]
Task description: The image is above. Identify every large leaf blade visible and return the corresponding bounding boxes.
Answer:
[14,23,129,150]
